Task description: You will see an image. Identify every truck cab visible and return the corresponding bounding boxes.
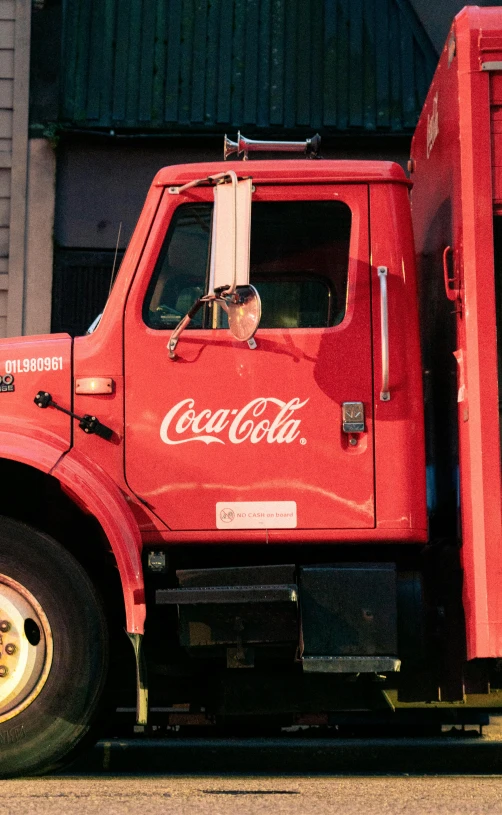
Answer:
[3,136,491,780]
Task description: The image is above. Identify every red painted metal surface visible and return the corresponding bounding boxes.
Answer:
[153,160,413,189]
[53,447,145,634]
[370,183,427,535]
[0,157,428,634]
[0,335,72,456]
[411,7,502,658]
[124,181,376,533]
[67,159,426,547]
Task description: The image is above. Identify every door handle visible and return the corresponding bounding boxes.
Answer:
[377,266,390,401]
[443,245,460,301]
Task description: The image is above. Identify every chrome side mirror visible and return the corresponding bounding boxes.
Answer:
[222,285,261,342]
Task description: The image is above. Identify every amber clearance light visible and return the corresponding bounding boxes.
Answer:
[75,377,114,395]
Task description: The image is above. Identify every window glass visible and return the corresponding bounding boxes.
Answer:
[144,199,351,330]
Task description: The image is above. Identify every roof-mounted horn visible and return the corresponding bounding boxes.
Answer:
[224,131,321,161]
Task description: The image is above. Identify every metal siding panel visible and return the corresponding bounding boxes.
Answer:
[269,0,284,126]
[231,0,245,126]
[165,0,182,122]
[349,0,363,127]
[112,0,130,122]
[414,42,428,111]
[243,0,259,125]
[73,1,92,122]
[310,0,323,130]
[398,5,415,129]
[152,0,167,126]
[257,0,271,127]
[296,0,310,128]
[204,0,220,125]
[87,0,104,121]
[323,0,337,127]
[191,0,208,124]
[61,0,78,120]
[389,0,402,131]
[138,0,156,123]
[179,0,195,125]
[217,0,233,123]
[59,0,437,133]
[283,0,296,129]
[363,0,376,130]
[375,0,390,129]
[337,0,349,130]
[125,0,143,125]
[99,0,116,127]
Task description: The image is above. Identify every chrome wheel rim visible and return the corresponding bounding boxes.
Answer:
[0,574,53,724]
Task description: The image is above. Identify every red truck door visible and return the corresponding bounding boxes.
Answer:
[123,182,374,532]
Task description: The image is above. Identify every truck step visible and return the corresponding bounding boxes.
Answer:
[156,584,298,605]
[303,656,401,673]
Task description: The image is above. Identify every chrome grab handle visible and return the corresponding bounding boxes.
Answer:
[377,266,390,401]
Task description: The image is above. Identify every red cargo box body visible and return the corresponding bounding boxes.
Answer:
[411,7,502,659]
[74,160,427,546]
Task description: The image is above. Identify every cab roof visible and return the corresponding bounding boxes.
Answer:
[153,159,411,188]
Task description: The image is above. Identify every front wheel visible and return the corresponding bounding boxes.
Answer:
[0,517,109,777]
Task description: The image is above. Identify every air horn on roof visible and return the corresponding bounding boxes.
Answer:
[224,131,321,160]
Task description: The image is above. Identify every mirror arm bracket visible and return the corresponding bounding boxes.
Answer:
[167,298,207,359]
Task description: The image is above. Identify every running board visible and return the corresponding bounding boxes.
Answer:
[303,656,401,673]
[156,584,298,605]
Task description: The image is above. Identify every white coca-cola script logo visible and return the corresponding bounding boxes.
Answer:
[160,397,309,445]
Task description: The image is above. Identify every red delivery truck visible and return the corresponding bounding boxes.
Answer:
[1,6,502,777]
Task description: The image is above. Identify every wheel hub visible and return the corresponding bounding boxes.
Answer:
[0,574,53,724]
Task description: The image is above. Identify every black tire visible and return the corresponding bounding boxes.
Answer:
[0,516,109,778]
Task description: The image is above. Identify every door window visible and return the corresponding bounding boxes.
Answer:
[143,200,351,330]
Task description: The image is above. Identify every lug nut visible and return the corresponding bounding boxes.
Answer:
[0,665,8,677]
[5,643,16,655]
[0,620,11,633]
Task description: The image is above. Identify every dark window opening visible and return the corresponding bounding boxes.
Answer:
[144,200,352,330]
[52,249,125,336]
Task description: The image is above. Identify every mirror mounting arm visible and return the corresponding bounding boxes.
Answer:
[167,297,207,359]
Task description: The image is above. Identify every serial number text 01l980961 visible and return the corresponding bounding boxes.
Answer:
[5,357,63,374]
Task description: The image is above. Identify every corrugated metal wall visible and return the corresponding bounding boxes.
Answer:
[61,0,437,134]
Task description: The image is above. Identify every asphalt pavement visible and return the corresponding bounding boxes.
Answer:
[3,726,502,813]
[3,774,502,815]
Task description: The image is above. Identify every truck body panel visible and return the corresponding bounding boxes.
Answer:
[411,6,502,658]
[124,182,378,534]
[0,335,72,453]
[10,12,502,773]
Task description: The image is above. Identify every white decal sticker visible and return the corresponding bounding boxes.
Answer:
[160,397,308,446]
[216,501,297,529]
[5,357,63,374]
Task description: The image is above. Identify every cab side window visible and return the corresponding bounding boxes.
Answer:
[144,199,351,329]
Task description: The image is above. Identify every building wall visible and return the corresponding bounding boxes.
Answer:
[0,1,55,340]
[0,0,17,337]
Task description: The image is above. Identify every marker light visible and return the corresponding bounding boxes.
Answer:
[75,377,114,395]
